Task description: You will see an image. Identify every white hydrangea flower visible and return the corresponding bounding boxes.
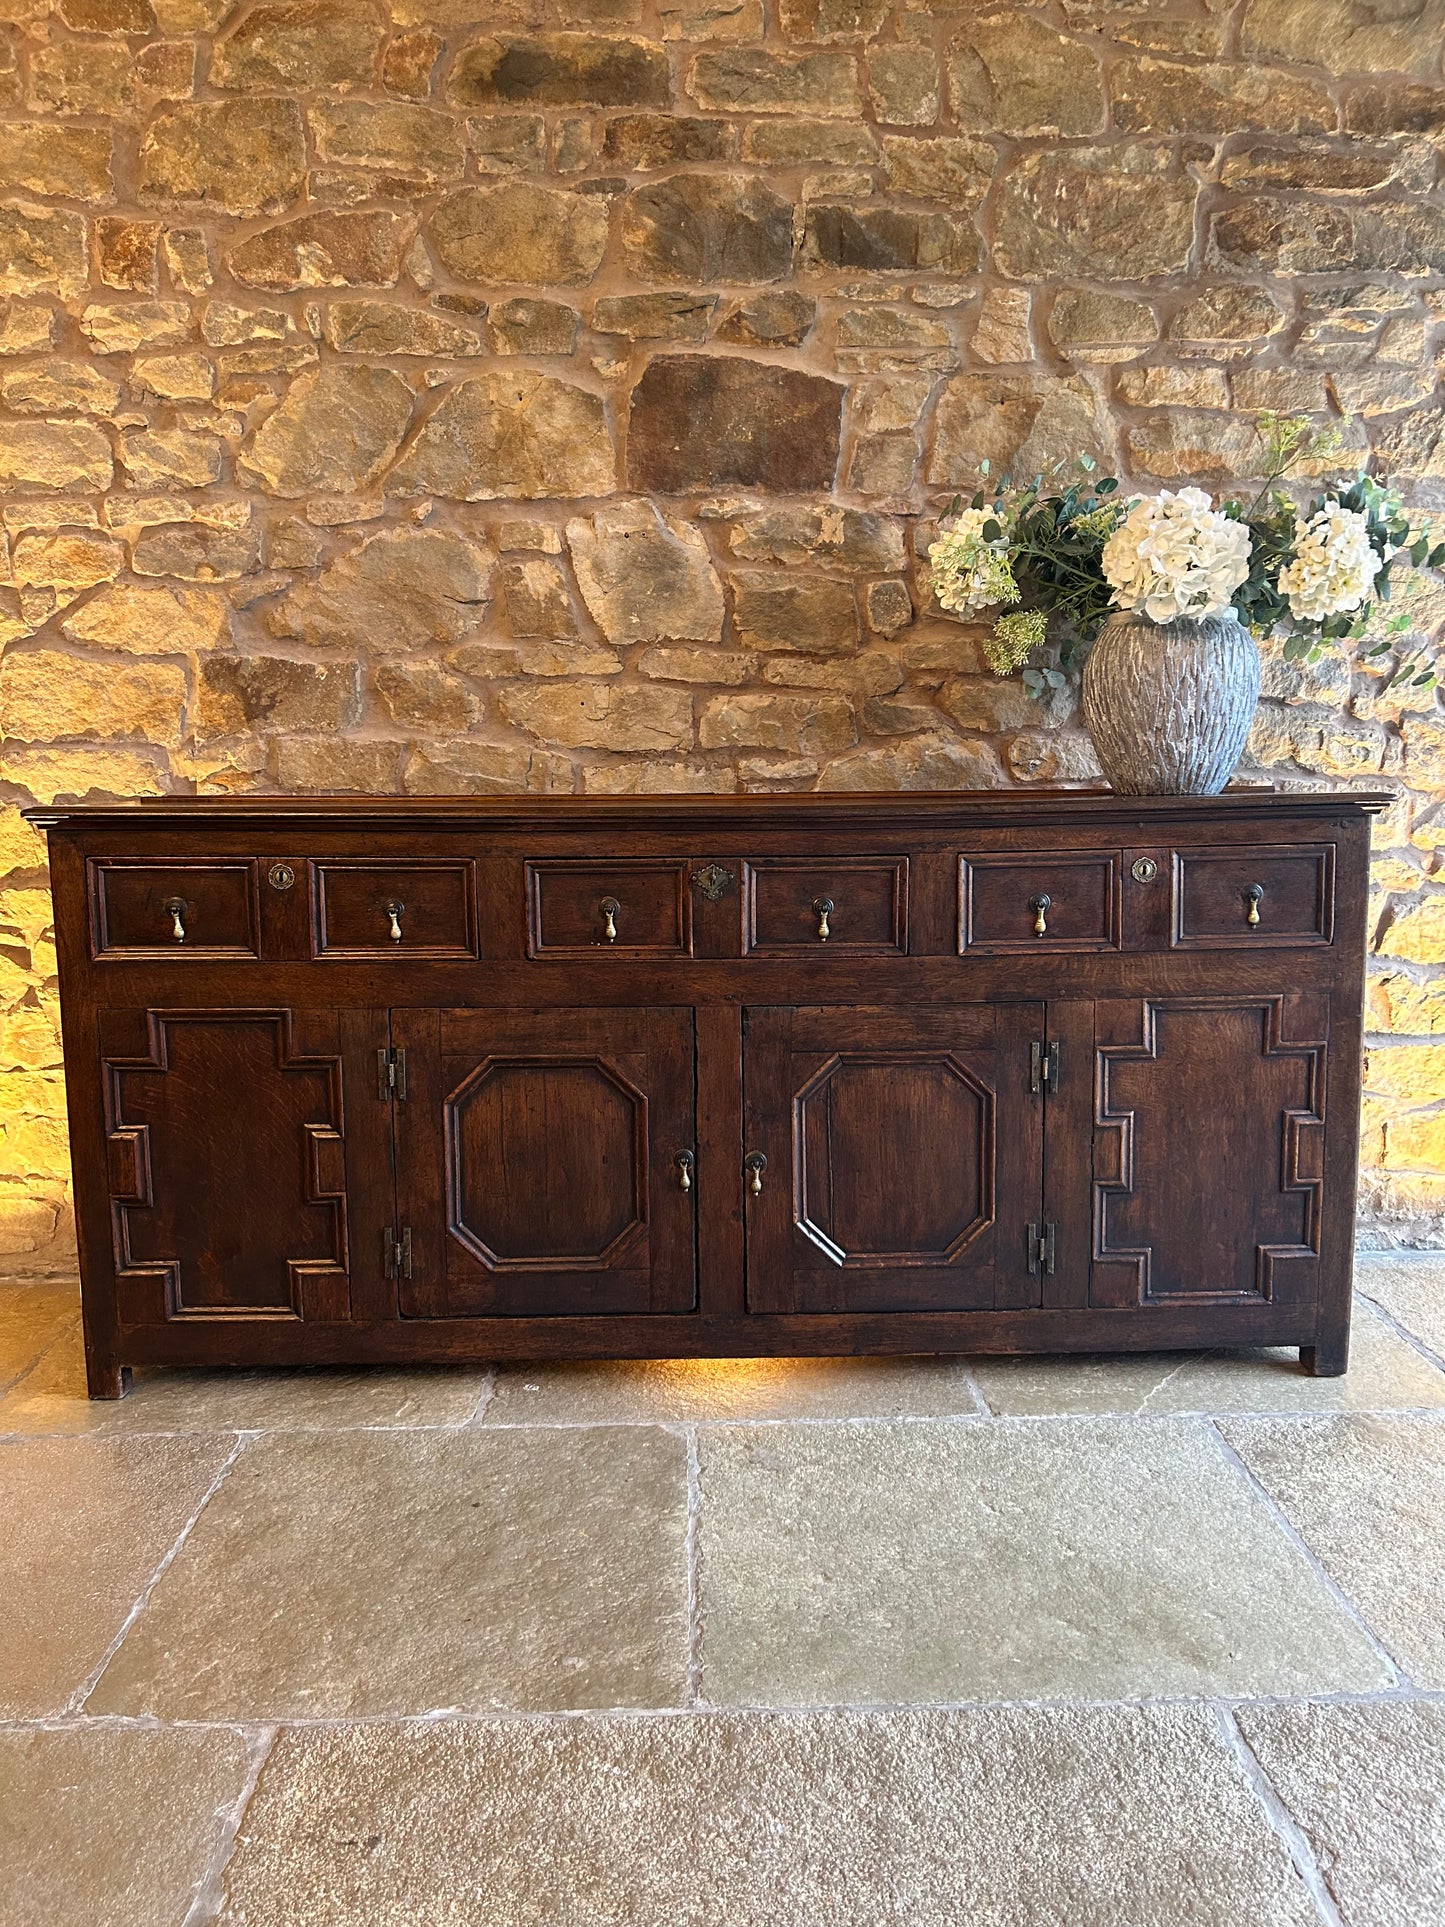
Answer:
[928,507,1019,616]
[1102,487,1252,624]
[1278,503,1385,622]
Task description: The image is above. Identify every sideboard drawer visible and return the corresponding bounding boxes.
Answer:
[312,860,479,958]
[89,858,259,958]
[960,854,1118,953]
[744,856,907,955]
[526,859,692,957]
[1174,845,1335,948]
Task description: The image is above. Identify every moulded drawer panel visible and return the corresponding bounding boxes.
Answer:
[744,856,907,955]
[90,858,259,959]
[960,854,1119,953]
[312,860,478,958]
[527,860,692,957]
[1174,845,1334,948]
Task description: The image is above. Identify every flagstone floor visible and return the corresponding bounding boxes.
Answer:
[2,1241,1443,1927]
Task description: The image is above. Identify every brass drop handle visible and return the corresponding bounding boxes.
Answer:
[1245,883,1264,928]
[1031,893,1052,937]
[675,1149,695,1194]
[813,896,834,942]
[744,1151,767,1196]
[162,897,186,943]
[385,899,405,943]
[600,896,620,943]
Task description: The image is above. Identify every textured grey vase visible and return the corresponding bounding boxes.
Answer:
[1081,609,1261,796]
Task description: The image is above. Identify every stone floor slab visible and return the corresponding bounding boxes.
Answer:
[1236,1698,1445,1927]
[970,1300,1445,1417]
[0,1432,238,1717]
[1354,1255,1445,1362]
[0,1722,252,1927]
[0,1323,490,1435]
[481,1354,982,1425]
[218,1705,1318,1927]
[0,1279,80,1395]
[699,1417,1390,1704]
[88,1425,690,1720]
[1224,1414,1445,1687]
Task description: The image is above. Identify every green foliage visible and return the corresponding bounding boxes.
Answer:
[948,457,1127,693]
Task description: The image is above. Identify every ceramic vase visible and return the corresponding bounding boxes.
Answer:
[1081,609,1261,796]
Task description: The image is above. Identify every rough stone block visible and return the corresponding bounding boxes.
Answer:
[211,2,386,91]
[688,46,860,116]
[138,99,306,214]
[501,681,694,751]
[309,102,466,180]
[995,147,1198,280]
[388,372,615,500]
[628,356,844,493]
[449,35,671,108]
[237,366,413,497]
[622,174,794,285]
[270,537,491,663]
[0,123,113,203]
[0,422,113,493]
[0,652,187,746]
[928,371,1111,485]
[569,502,724,644]
[226,209,413,290]
[949,12,1105,136]
[427,184,608,286]
[731,572,860,656]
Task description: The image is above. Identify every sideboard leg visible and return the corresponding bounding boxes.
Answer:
[86,1352,132,1400]
[1300,1333,1349,1378]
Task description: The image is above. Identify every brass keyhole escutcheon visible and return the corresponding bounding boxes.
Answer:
[1030,892,1052,937]
[600,896,621,943]
[385,899,405,943]
[162,897,186,943]
[1245,883,1265,928]
[744,1151,767,1196]
[813,896,834,942]
[1131,857,1158,884]
[268,862,296,892]
[675,1149,695,1194]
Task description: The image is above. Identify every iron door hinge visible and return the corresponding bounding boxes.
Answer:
[1027,1221,1057,1277]
[383,1226,412,1280]
[1030,1039,1060,1094]
[377,1046,407,1101]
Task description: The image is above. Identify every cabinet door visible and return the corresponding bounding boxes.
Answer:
[743,1004,1044,1315]
[1091,994,1328,1307]
[99,1006,387,1327]
[392,1007,697,1318]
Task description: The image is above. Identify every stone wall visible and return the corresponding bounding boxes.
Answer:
[1,0,1444,1249]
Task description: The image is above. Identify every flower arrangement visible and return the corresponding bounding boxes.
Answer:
[927,415,1441,697]
[1101,488,1252,625]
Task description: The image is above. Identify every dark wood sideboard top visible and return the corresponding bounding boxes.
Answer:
[26,786,1395,831]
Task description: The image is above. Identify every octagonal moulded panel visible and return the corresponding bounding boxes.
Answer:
[445,1054,649,1273]
[792,1051,995,1268]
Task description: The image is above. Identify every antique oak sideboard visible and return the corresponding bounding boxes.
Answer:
[29,789,1383,1397]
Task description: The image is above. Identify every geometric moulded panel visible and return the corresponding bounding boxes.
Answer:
[793,1050,994,1268]
[445,1055,648,1272]
[1093,996,1326,1306]
[103,1008,348,1324]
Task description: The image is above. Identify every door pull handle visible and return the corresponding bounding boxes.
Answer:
[675,1150,695,1193]
[744,1151,767,1196]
